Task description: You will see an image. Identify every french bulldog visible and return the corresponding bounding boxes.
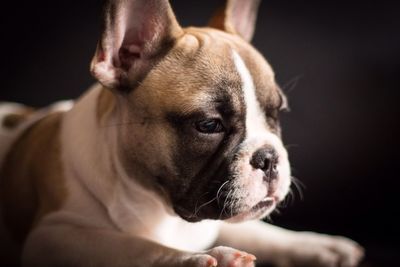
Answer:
[0,0,364,266]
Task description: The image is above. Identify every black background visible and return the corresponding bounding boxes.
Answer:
[1,0,399,266]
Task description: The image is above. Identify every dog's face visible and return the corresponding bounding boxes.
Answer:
[91,0,291,222]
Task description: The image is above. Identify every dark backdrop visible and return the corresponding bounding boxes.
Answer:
[1,1,399,266]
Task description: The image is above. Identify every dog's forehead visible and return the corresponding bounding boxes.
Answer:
[135,27,279,115]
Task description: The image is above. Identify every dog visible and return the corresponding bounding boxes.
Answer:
[0,0,364,266]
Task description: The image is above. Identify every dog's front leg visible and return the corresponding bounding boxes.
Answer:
[22,223,202,267]
[22,222,256,267]
[215,220,364,267]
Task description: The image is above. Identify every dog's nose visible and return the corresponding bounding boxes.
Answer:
[250,147,278,181]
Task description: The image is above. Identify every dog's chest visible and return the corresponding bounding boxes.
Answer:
[153,216,220,252]
[107,187,220,252]
[105,175,221,252]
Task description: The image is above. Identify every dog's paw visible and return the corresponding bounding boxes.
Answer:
[206,246,256,267]
[277,232,364,267]
[185,246,256,267]
[183,254,218,267]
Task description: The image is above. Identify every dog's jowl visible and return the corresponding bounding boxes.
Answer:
[0,0,364,266]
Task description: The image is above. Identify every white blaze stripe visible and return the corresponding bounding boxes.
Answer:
[231,50,291,202]
[232,50,268,139]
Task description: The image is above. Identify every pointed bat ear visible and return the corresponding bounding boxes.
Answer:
[208,0,261,42]
[90,0,183,91]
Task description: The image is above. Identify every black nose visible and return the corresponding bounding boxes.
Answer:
[250,147,278,181]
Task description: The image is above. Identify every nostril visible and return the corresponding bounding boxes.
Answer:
[261,158,271,171]
[250,153,266,170]
[250,147,278,174]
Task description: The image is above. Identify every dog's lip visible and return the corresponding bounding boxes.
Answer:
[227,195,277,222]
[251,196,276,212]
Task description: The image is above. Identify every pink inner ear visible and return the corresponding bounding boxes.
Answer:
[118,18,159,71]
[118,27,143,70]
[118,46,141,71]
[92,0,181,87]
[232,1,251,35]
[97,49,106,62]
[228,0,258,41]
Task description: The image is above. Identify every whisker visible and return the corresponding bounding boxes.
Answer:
[284,144,299,150]
[193,196,217,217]
[230,196,238,218]
[190,191,210,218]
[279,189,293,208]
[291,176,306,201]
[219,190,233,219]
[216,180,230,205]
[281,74,303,94]
[264,214,274,223]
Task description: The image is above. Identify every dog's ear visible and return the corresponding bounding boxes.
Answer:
[91,0,183,90]
[208,0,261,42]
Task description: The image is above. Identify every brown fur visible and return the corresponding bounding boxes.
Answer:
[0,112,66,243]
[1,107,35,130]
[122,26,282,130]
[96,87,116,125]
[108,26,284,221]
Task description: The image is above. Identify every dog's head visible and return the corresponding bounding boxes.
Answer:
[91,0,291,222]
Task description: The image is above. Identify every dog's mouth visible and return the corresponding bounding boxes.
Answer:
[226,195,278,222]
[250,196,276,213]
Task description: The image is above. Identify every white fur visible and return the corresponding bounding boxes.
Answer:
[231,50,291,210]
[154,217,220,252]
[49,100,74,112]
[232,51,269,140]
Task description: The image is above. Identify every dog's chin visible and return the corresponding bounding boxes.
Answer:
[174,196,279,223]
[226,196,278,223]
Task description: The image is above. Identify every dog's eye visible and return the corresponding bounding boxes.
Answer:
[195,119,224,134]
[266,108,279,120]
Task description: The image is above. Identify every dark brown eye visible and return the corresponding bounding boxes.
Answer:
[195,119,224,134]
[266,107,279,120]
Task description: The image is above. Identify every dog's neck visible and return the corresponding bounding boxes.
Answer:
[61,86,179,233]
[60,85,220,250]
